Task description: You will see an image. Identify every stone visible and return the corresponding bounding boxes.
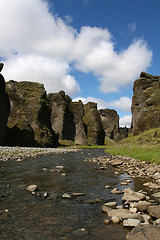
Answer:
[62,193,71,199]
[72,193,86,196]
[111,159,123,166]
[148,205,160,218]
[26,185,38,192]
[104,185,111,189]
[104,202,117,207]
[122,189,146,202]
[130,208,137,213]
[126,225,160,240]
[43,192,48,198]
[102,206,132,219]
[123,218,140,227]
[111,216,120,224]
[133,201,151,212]
[152,192,160,198]
[155,219,160,225]
[111,188,122,194]
[104,218,111,225]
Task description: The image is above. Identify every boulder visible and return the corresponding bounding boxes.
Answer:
[122,189,146,202]
[6,81,58,147]
[123,218,140,227]
[83,102,105,145]
[133,201,151,212]
[0,72,10,145]
[131,72,160,135]
[126,225,160,240]
[152,192,160,198]
[148,205,160,218]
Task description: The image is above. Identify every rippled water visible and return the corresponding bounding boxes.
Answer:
[0,149,137,240]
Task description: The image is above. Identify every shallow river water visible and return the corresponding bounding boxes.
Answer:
[0,149,146,240]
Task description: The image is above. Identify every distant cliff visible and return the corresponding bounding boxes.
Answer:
[131,72,160,135]
[1,79,129,147]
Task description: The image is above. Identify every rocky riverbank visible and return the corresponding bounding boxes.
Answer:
[85,154,160,239]
[0,146,79,162]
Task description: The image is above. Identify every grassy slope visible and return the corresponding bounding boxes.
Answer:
[105,128,160,164]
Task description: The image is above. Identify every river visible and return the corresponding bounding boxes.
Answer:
[0,149,139,239]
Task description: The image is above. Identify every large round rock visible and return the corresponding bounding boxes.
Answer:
[126,225,160,240]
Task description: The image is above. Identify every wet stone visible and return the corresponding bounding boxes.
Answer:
[26,184,38,192]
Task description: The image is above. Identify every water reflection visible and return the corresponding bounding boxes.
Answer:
[0,149,130,239]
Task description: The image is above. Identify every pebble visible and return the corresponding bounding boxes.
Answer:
[26,184,38,192]
[62,193,71,199]
[111,216,120,224]
[104,202,117,207]
[123,218,140,227]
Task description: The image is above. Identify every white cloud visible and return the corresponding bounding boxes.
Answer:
[74,27,152,93]
[0,0,152,97]
[108,97,131,113]
[73,96,108,109]
[119,115,132,128]
[3,54,80,96]
[73,96,132,113]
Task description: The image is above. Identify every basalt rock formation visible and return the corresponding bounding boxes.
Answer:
[6,81,58,147]
[99,109,120,143]
[48,91,89,145]
[0,72,10,145]
[131,72,160,135]
[48,91,73,140]
[83,102,105,145]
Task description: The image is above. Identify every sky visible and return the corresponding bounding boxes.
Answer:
[0,0,159,127]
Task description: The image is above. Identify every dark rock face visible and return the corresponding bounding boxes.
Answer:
[119,127,128,140]
[68,101,89,145]
[6,81,58,147]
[99,109,119,142]
[48,91,74,140]
[131,72,160,135]
[0,74,10,145]
[83,102,105,145]
[48,91,88,145]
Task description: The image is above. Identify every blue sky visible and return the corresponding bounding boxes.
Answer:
[0,0,159,127]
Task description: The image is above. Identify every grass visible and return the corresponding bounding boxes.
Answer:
[105,128,160,164]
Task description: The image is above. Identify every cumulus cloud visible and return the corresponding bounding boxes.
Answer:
[74,27,152,93]
[119,115,132,128]
[3,54,80,96]
[73,96,132,113]
[108,97,132,113]
[73,96,108,109]
[0,0,152,96]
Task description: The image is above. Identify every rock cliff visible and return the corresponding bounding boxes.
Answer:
[0,72,10,145]
[131,72,160,135]
[48,91,88,145]
[99,109,119,142]
[83,102,105,145]
[6,81,58,147]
